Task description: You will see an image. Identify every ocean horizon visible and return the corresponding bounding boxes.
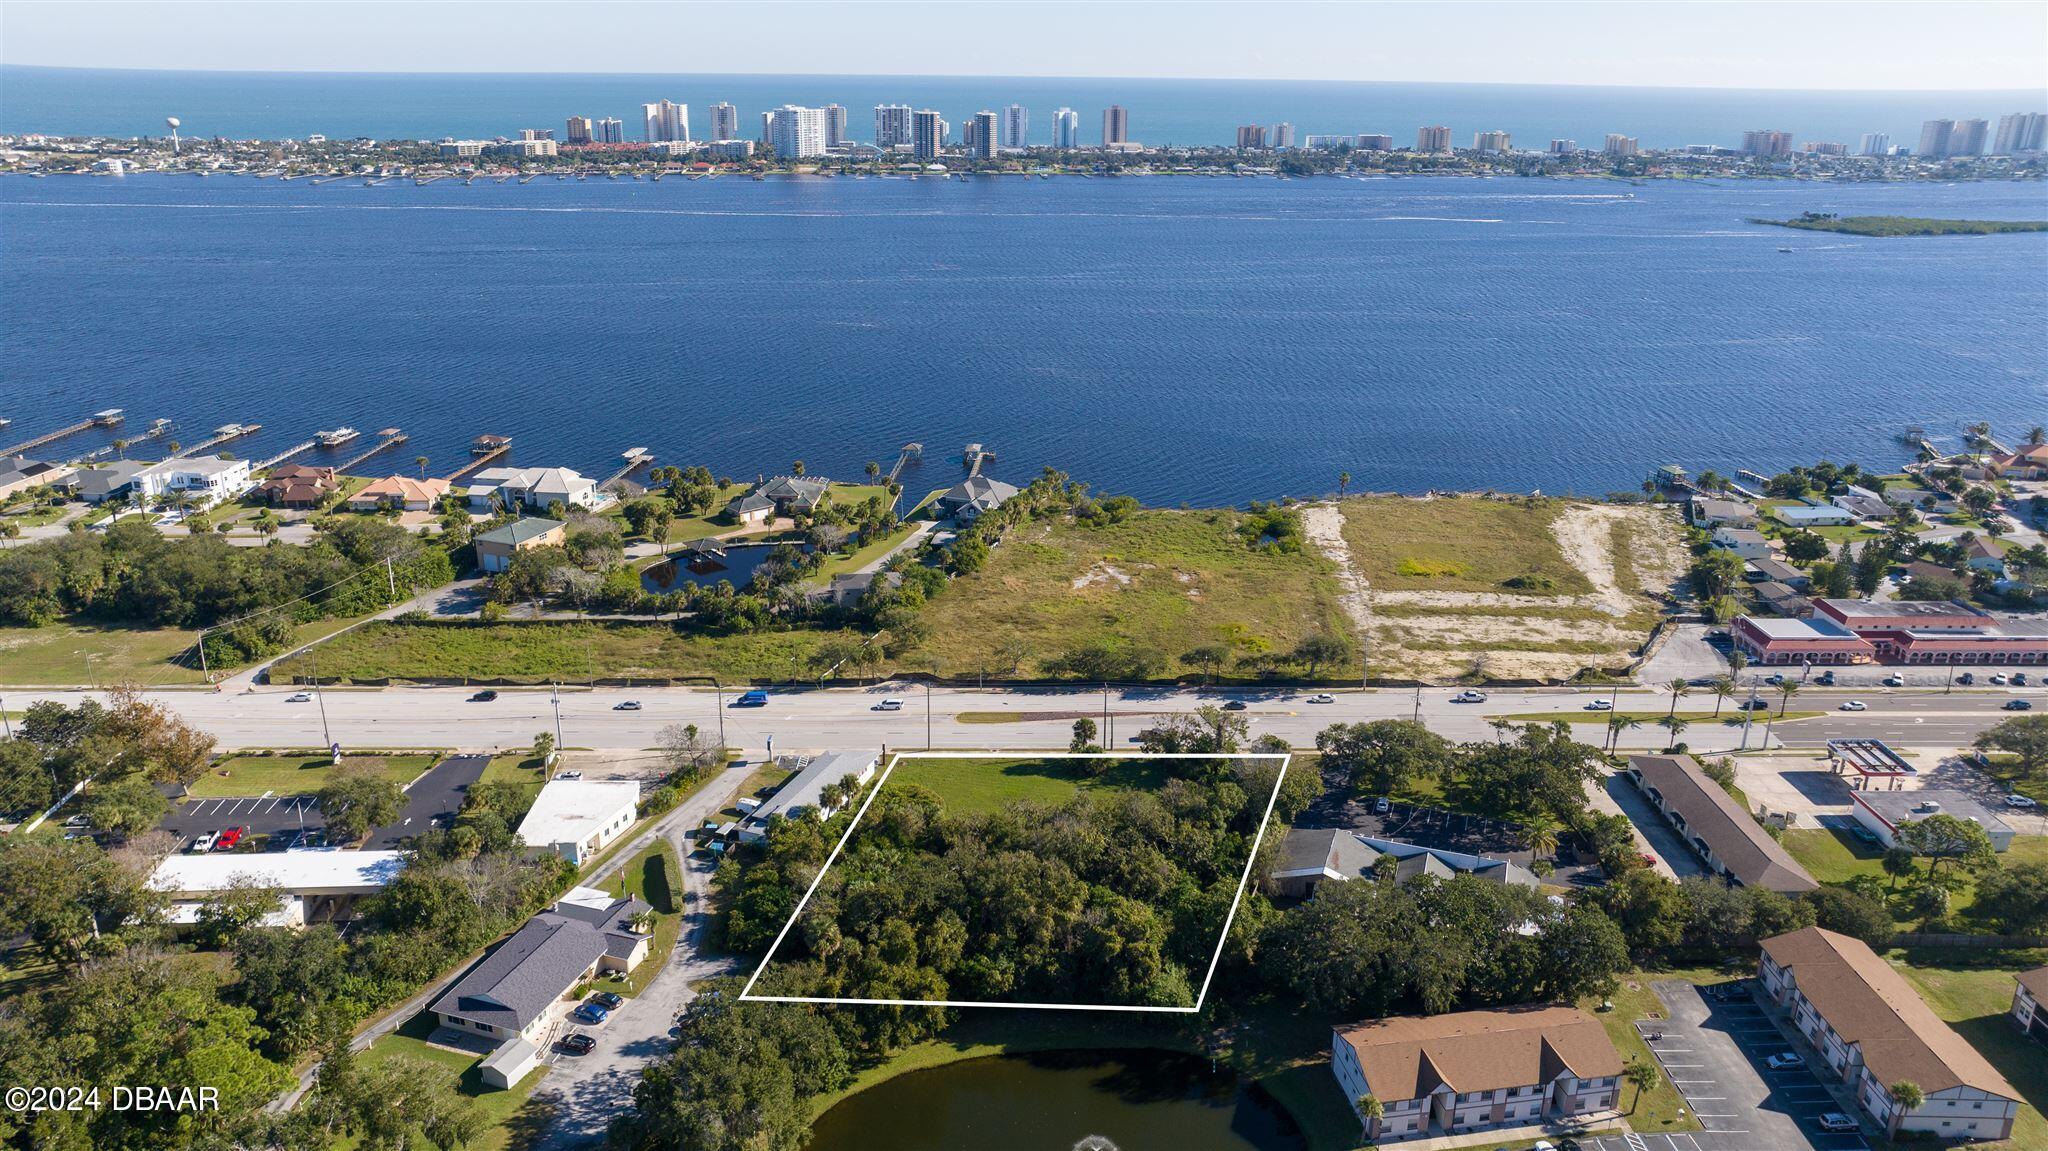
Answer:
[4,65,2044,152]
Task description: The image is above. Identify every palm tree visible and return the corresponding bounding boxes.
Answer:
[1666,677,1691,720]
[1658,715,1690,750]
[1776,680,1800,717]
[1338,471,1351,499]
[415,454,430,480]
[1522,815,1561,857]
[1709,675,1735,718]
[1354,1094,1383,1138]
[1623,1056,1661,1114]
[2029,426,2047,448]
[1886,1081,1923,1134]
[111,438,129,460]
[1605,713,1640,754]
[864,461,880,481]
[791,460,806,477]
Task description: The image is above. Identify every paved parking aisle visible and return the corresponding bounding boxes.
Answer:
[1627,979,1868,1151]
[162,793,322,844]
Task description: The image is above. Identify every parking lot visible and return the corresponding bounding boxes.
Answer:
[1613,980,1868,1151]
[163,793,323,846]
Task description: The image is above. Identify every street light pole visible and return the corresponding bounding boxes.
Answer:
[711,678,726,751]
[1738,683,1759,751]
[924,682,933,749]
[550,682,565,768]
[309,644,335,761]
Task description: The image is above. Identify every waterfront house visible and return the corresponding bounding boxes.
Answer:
[1771,501,1854,528]
[467,466,605,513]
[68,459,148,504]
[1987,444,2048,480]
[430,886,652,1084]
[1625,755,1817,893]
[1849,790,2013,853]
[1710,526,1773,561]
[757,475,830,515]
[729,491,776,527]
[134,456,255,509]
[1273,829,1538,899]
[1331,1006,1623,1143]
[515,779,639,864]
[1831,486,1892,520]
[346,475,450,513]
[474,517,565,573]
[2012,968,2047,1044]
[735,751,877,844]
[937,475,1021,523]
[1758,927,2019,1141]
[255,463,339,508]
[0,455,73,499]
[1688,496,1757,528]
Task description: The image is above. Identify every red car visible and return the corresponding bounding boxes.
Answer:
[214,826,245,850]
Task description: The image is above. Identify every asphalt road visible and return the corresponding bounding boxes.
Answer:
[11,683,2038,756]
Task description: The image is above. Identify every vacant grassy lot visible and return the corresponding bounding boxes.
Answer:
[269,619,860,684]
[1892,948,2048,1151]
[351,1013,554,1151]
[0,621,206,685]
[809,521,921,582]
[1783,828,2048,925]
[187,752,439,797]
[1341,495,1591,595]
[885,755,1179,816]
[906,507,1357,682]
[591,839,683,996]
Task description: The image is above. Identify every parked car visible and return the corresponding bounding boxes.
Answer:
[1814,670,1835,686]
[1765,673,1786,685]
[555,770,583,781]
[1839,700,1866,711]
[571,1003,609,1025]
[189,831,220,853]
[469,689,498,702]
[1584,699,1613,711]
[1221,699,1248,711]
[1764,1052,1805,1070]
[268,829,301,852]
[2015,672,2031,686]
[1848,824,1881,846]
[613,700,642,711]
[1990,673,2010,686]
[1817,1113,1859,1133]
[1307,693,1335,704]
[1373,797,1391,815]
[214,826,245,850]
[733,690,769,707]
[1882,674,1906,687]
[589,991,625,1010]
[2007,699,2034,711]
[1958,672,1976,685]
[286,692,313,703]
[872,699,904,711]
[2005,794,2039,809]
[560,1033,597,1055]
[1451,690,1488,703]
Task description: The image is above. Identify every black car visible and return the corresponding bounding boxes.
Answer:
[2015,672,2031,686]
[469,690,498,702]
[1221,700,1248,711]
[590,991,625,1010]
[2007,699,2034,711]
[1958,672,1976,685]
[1738,698,1770,710]
[560,1033,596,1055]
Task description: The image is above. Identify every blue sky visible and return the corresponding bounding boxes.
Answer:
[6,1,2045,91]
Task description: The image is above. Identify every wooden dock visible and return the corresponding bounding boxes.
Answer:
[885,442,922,485]
[442,441,509,482]
[0,409,123,458]
[600,448,654,489]
[963,442,995,476]
[256,439,318,470]
[174,422,261,457]
[336,428,408,474]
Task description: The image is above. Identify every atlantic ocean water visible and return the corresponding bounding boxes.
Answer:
[2,172,2043,506]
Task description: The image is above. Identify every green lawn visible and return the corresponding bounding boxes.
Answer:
[351,1013,555,1151]
[584,840,683,996]
[808,521,921,582]
[1340,495,1591,595]
[905,506,1358,682]
[1578,969,1723,1138]
[885,755,1177,816]
[1891,948,2048,1151]
[187,752,439,797]
[717,761,794,822]
[614,483,751,547]
[1782,828,2048,925]
[0,620,207,685]
[825,482,891,509]
[1976,752,2048,807]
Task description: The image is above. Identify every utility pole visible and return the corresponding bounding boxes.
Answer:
[1412,685,1421,724]
[711,678,726,751]
[550,682,565,769]
[1738,683,1759,751]
[309,644,335,762]
[196,631,209,680]
[924,682,933,749]
[0,695,10,740]
[385,556,397,599]
[1102,682,1110,748]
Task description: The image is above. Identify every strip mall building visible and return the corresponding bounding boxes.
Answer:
[1733,598,2048,667]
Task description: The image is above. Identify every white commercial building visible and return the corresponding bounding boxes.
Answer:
[516,779,640,864]
[767,105,827,159]
[149,849,407,926]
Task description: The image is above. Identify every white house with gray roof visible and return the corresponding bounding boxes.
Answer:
[1273,829,1538,899]
[937,475,1020,523]
[736,751,878,844]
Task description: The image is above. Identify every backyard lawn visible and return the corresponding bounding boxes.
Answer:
[585,839,683,997]
[905,507,1357,682]
[350,1013,555,1151]
[1577,968,1724,1139]
[186,752,440,797]
[884,754,1180,816]
[1892,948,2048,1151]
[1782,828,2048,925]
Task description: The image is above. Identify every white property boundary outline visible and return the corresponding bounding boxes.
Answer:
[737,751,1292,1014]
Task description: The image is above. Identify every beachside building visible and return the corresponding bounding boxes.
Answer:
[134,456,255,508]
[1711,526,1773,560]
[735,751,878,844]
[1331,1006,1623,1142]
[1625,755,1818,893]
[346,475,451,513]
[756,475,830,515]
[1688,496,1757,528]
[1849,790,2014,853]
[2012,968,2047,1044]
[1987,444,2048,480]
[1273,829,1538,899]
[68,460,149,504]
[0,455,73,499]
[1771,501,1854,528]
[515,779,639,864]
[474,517,566,573]
[1759,928,2020,1141]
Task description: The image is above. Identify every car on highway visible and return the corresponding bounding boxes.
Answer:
[872,699,904,711]
[560,1033,597,1055]
[1839,700,1866,711]
[1221,699,1248,710]
[2006,699,2034,711]
[2005,794,2039,809]
[1764,1052,1806,1070]
[214,826,245,851]
[733,690,769,707]
[1882,674,1906,687]
[613,700,642,710]
[1451,690,1488,703]
[589,991,625,1010]
[1307,693,1335,704]
[571,1003,609,1025]
[1584,699,1613,711]
[286,692,312,703]
[1817,1113,1859,1134]
[469,690,498,702]
[1738,698,1770,710]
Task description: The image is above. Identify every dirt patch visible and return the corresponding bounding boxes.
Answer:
[1303,503,1373,633]
[1072,562,1132,590]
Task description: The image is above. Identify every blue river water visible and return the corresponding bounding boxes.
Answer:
[2,172,2043,506]
[5,66,2044,152]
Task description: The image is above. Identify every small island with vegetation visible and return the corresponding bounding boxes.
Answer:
[1753,212,2048,236]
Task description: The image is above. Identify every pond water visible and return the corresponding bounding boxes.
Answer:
[639,542,790,593]
[807,1048,1308,1151]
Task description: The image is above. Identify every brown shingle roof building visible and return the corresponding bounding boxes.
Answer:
[1626,754,1817,893]
[256,463,338,508]
[1760,927,2019,1140]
